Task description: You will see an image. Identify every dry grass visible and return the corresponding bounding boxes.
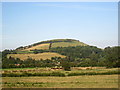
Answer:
[24,43,49,51]
[21,41,87,51]
[7,52,66,60]
[2,75,118,88]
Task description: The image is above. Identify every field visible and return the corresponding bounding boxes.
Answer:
[24,43,50,50]
[2,75,118,88]
[7,52,66,60]
[2,67,119,88]
[22,40,87,51]
[51,41,87,48]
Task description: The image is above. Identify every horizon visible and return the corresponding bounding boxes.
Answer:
[2,2,118,51]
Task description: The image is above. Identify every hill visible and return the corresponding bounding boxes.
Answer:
[16,39,88,51]
[2,39,120,68]
[6,39,88,60]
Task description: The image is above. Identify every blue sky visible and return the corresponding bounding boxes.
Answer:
[2,2,118,50]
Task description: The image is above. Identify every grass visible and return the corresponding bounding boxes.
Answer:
[7,52,66,60]
[2,67,119,77]
[2,75,118,88]
[2,72,66,77]
[51,41,87,48]
[17,50,34,54]
[24,43,49,50]
[20,40,87,51]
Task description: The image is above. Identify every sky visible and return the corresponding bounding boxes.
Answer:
[1,2,118,51]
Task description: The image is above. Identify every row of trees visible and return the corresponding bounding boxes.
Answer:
[1,46,120,69]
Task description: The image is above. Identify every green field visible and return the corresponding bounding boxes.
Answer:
[21,39,87,51]
[51,41,87,48]
[2,67,119,88]
[2,75,118,88]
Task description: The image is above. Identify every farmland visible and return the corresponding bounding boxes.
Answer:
[23,43,50,51]
[2,67,119,88]
[2,39,120,88]
[7,52,66,60]
[19,39,87,51]
[51,41,87,48]
[2,75,118,88]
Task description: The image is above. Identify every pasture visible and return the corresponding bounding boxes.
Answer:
[23,43,49,51]
[2,75,118,88]
[7,52,66,60]
[51,41,87,48]
[2,67,119,88]
[20,40,87,51]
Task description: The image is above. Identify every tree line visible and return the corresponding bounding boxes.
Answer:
[1,46,120,69]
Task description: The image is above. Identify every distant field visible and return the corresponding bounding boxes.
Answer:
[2,75,118,88]
[24,43,49,51]
[51,41,87,48]
[7,52,66,60]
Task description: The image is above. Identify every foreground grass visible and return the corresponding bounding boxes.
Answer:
[2,75,118,88]
[2,68,119,77]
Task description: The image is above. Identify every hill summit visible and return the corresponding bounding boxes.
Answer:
[16,39,88,51]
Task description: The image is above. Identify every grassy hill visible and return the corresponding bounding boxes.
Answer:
[7,39,88,60]
[17,39,88,51]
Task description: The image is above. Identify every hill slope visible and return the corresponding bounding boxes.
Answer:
[8,39,88,60]
[17,39,88,51]
[7,52,66,60]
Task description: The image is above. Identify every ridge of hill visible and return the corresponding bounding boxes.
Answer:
[16,39,88,51]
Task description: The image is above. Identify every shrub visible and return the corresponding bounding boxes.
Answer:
[50,72,65,77]
[67,70,120,76]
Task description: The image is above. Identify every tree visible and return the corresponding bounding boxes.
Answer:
[104,46,120,68]
[60,57,71,71]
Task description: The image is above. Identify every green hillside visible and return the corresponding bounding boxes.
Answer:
[2,39,120,68]
[17,39,88,51]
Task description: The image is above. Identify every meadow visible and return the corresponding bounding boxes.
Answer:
[7,52,66,60]
[22,40,87,51]
[2,67,119,88]
[51,41,87,48]
[2,75,118,88]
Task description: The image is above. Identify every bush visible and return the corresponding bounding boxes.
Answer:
[50,72,65,77]
[67,70,120,76]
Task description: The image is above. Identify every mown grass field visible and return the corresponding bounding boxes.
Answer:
[7,52,66,60]
[2,75,118,88]
[2,67,119,88]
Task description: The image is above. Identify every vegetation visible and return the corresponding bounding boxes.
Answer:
[2,75,118,88]
[16,39,87,51]
[1,39,119,88]
[2,72,66,77]
[1,39,120,69]
[7,52,65,60]
[2,46,120,69]
[2,67,119,77]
